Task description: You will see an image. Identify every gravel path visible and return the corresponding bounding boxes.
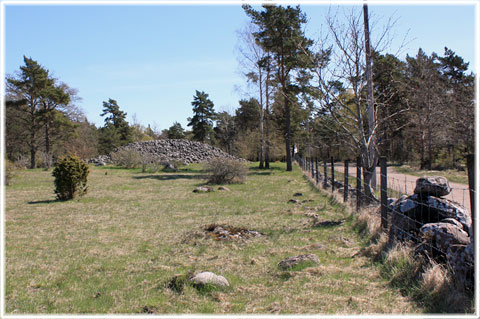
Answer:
[330,163,471,213]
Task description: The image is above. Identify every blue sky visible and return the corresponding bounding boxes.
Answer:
[3,1,477,131]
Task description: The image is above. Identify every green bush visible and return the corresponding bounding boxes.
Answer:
[52,155,89,200]
[205,157,247,184]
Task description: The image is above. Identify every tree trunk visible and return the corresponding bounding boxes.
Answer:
[258,69,265,169]
[264,63,271,169]
[285,88,292,171]
[45,119,51,169]
[30,146,36,169]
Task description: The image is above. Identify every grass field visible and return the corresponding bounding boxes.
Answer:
[394,165,468,185]
[5,162,421,314]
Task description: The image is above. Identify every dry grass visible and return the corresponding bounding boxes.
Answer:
[5,163,422,314]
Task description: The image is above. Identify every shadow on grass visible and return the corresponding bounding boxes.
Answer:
[133,174,208,181]
[28,199,60,205]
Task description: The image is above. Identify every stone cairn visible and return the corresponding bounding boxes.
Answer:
[89,139,243,166]
[388,176,473,287]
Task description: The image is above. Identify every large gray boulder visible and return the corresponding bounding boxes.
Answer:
[414,176,451,197]
[420,221,470,253]
[190,271,229,287]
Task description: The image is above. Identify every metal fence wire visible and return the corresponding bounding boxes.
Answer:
[295,155,475,260]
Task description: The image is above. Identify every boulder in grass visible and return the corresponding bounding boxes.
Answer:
[414,176,451,197]
[190,271,229,287]
[278,254,320,270]
[218,186,231,192]
[193,186,214,193]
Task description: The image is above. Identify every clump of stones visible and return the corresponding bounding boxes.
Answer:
[388,176,473,288]
[89,139,243,166]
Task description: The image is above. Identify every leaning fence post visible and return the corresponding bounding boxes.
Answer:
[467,154,475,239]
[331,157,335,192]
[356,156,362,212]
[380,156,388,230]
[323,159,328,189]
[315,157,319,184]
[344,159,349,203]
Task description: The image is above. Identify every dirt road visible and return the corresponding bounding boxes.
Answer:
[330,163,471,213]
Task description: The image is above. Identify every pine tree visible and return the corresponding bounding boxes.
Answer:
[6,56,52,168]
[243,4,313,171]
[187,90,216,143]
[166,122,185,139]
[98,98,132,153]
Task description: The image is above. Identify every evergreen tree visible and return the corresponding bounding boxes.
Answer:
[214,111,237,155]
[436,47,475,161]
[243,4,313,171]
[167,122,185,139]
[187,90,216,143]
[6,56,52,168]
[98,98,132,154]
[235,98,261,132]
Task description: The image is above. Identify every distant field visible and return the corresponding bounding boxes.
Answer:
[5,163,420,314]
[393,165,468,185]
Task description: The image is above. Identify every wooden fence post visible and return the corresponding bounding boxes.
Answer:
[356,156,362,212]
[467,154,475,239]
[315,158,319,184]
[380,156,388,230]
[331,157,335,192]
[323,159,328,189]
[344,159,349,203]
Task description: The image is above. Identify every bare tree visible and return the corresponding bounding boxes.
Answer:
[236,23,276,168]
[304,6,403,202]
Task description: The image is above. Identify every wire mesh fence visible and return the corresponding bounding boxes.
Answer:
[295,155,475,261]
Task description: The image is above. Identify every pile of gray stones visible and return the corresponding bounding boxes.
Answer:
[89,139,243,166]
[387,176,473,288]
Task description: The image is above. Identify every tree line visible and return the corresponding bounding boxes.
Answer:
[5,4,475,187]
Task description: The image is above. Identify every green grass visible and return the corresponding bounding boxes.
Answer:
[5,162,421,314]
[394,165,468,185]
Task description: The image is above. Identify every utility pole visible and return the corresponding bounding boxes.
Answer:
[363,2,377,191]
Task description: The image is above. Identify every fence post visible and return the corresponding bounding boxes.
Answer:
[380,156,388,230]
[315,157,319,184]
[467,154,475,239]
[344,159,349,203]
[323,159,328,189]
[331,157,335,192]
[356,156,362,212]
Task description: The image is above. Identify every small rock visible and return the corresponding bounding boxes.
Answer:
[193,186,214,193]
[288,199,300,204]
[278,254,320,270]
[218,186,231,191]
[293,192,304,197]
[190,271,229,287]
[313,219,343,227]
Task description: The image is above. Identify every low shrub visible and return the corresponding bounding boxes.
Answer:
[52,155,89,200]
[111,149,141,169]
[205,157,247,184]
